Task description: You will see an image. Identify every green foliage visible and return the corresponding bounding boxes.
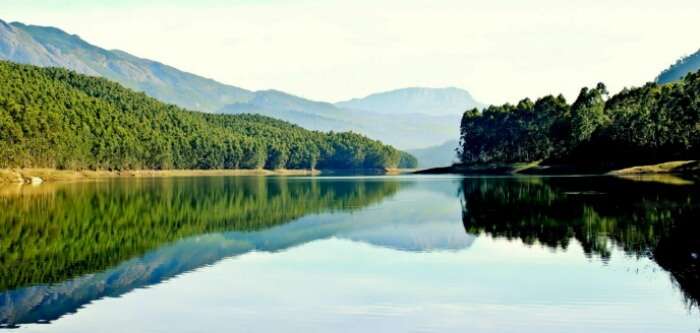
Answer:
[570,83,608,144]
[459,73,700,165]
[398,151,418,168]
[0,61,411,170]
[458,94,569,163]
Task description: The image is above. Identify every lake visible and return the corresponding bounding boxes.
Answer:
[1,175,699,332]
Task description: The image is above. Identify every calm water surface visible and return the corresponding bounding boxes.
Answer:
[1,175,699,332]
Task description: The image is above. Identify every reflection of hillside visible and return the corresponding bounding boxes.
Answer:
[0,177,400,293]
[0,177,470,327]
[13,175,699,328]
[459,176,700,306]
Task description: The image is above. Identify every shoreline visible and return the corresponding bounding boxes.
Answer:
[0,168,321,185]
[415,160,700,177]
[4,161,696,185]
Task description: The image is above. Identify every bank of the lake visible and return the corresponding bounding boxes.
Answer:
[415,160,700,176]
[0,168,321,184]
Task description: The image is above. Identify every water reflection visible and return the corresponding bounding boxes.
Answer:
[0,177,400,291]
[0,176,473,327]
[0,175,699,330]
[459,176,700,307]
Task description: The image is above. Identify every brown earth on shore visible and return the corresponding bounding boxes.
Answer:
[0,168,320,185]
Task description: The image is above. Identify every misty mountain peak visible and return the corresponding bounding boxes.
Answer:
[335,86,483,116]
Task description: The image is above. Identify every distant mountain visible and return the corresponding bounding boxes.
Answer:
[656,48,700,84]
[336,87,483,116]
[219,89,355,133]
[0,18,476,152]
[408,140,460,169]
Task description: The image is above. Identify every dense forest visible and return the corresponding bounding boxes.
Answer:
[458,71,700,167]
[0,61,416,170]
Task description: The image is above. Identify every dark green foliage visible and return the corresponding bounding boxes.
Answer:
[570,83,608,144]
[458,94,569,163]
[459,73,700,165]
[0,61,410,170]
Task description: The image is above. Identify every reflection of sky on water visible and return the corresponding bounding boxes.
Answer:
[5,176,700,332]
[24,237,696,333]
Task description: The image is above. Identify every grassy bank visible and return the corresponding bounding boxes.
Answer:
[0,168,320,184]
[609,161,700,175]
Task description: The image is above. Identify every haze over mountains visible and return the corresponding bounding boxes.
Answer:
[407,140,460,168]
[0,18,482,154]
[656,48,700,84]
[337,87,483,116]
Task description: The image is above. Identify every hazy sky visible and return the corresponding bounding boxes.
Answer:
[4,0,700,104]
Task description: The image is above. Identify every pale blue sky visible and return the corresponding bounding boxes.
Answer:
[4,0,700,104]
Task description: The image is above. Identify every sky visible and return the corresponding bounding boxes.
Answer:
[4,0,700,105]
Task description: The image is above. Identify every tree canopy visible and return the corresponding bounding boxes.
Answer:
[0,61,412,170]
[458,72,700,166]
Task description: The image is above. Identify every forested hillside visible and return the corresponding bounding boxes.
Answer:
[0,61,410,170]
[0,19,468,151]
[458,71,700,167]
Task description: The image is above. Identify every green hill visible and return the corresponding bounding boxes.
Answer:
[0,61,408,170]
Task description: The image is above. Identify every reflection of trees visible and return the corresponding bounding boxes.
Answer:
[460,176,700,306]
[655,220,700,308]
[0,177,400,292]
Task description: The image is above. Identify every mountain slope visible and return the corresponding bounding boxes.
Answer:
[336,87,483,116]
[0,19,254,112]
[221,95,461,149]
[0,61,405,170]
[0,18,475,152]
[656,49,700,84]
[218,89,356,133]
[408,140,459,168]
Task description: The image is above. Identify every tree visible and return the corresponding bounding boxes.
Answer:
[570,83,608,145]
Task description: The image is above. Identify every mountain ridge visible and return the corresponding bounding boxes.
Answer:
[0,18,478,151]
[0,19,254,112]
[336,86,483,116]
